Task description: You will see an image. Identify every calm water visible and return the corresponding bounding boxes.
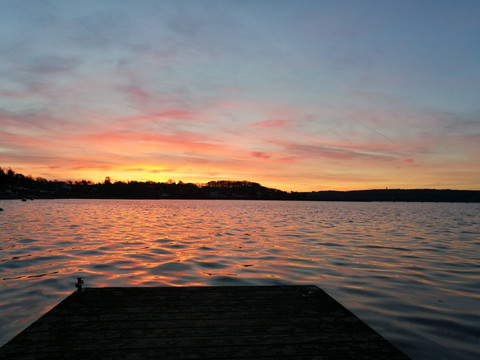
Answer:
[0,199,479,359]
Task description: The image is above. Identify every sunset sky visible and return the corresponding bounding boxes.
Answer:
[1,0,479,191]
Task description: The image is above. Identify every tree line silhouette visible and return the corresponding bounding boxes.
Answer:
[1,167,478,202]
[0,167,289,200]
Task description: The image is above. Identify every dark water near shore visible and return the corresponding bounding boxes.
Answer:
[1,199,479,359]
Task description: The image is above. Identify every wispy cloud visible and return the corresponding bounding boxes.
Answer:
[250,119,291,129]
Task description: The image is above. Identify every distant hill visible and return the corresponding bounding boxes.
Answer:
[1,167,479,202]
[296,189,480,202]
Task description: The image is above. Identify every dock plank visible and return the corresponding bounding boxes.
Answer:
[0,285,410,359]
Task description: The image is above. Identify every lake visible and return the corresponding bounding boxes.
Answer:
[0,199,479,359]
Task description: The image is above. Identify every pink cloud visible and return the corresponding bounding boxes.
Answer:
[123,85,150,108]
[0,109,64,132]
[154,109,196,120]
[0,91,35,99]
[114,108,206,130]
[250,119,290,128]
[272,140,394,162]
[0,131,52,150]
[251,151,271,159]
[456,133,480,145]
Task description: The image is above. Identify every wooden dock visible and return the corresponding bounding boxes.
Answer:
[0,286,410,359]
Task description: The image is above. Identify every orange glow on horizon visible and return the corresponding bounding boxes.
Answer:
[3,162,479,193]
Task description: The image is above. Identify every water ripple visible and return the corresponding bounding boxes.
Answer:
[0,199,479,360]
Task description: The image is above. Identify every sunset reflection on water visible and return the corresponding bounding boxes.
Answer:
[1,199,479,360]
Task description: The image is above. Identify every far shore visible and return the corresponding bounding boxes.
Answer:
[1,188,479,203]
[2,168,479,203]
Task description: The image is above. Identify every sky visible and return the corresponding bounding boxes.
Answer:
[1,0,479,191]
